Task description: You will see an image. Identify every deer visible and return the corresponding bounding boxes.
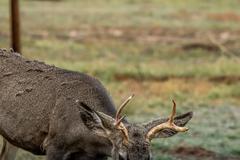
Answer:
[0,49,193,160]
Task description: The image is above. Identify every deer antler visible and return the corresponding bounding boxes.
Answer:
[146,100,188,140]
[114,94,134,144]
[115,94,134,125]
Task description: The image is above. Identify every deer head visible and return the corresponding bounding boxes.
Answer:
[78,96,193,160]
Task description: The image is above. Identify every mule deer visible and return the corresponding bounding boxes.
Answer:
[0,49,193,160]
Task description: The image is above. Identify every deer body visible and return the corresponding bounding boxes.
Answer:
[0,50,114,159]
[0,49,193,160]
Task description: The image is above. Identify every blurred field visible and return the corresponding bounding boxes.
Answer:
[0,0,240,159]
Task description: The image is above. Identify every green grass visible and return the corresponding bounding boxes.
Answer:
[0,0,240,159]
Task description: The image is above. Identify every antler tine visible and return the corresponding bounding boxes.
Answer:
[115,115,126,127]
[115,94,134,122]
[146,100,188,140]
[169,100,176,124]
[113,95,134,145]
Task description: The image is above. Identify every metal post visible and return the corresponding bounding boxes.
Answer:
[10,0,21,53]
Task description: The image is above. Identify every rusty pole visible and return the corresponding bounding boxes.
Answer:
[10,0,21,53]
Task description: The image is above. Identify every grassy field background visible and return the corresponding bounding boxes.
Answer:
[0,0,240,159]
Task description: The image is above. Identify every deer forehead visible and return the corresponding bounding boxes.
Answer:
[126,124,147,139]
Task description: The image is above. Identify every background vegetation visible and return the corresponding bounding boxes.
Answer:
[0,0,240,159]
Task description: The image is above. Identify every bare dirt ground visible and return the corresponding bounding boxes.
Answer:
[171,146,240,160]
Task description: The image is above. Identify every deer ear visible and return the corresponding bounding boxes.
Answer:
[144,112,193,139]
[78,102,115,138]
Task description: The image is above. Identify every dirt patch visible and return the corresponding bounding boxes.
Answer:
[209,76,240,85]
[172,146,216,157]
[171,146,240,160]
[182,42,220,51]
[114,73,240,85]
[208,12,240,22]
[114,74,171,82]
